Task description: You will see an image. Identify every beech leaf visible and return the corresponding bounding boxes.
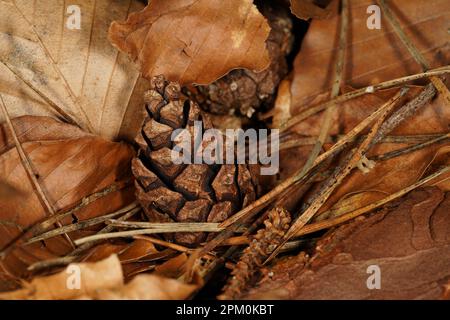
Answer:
[108,0,271,85]
[290,0,332,20]
[0,254,197,300]
[0,0,148,141]
[0,116,134,287]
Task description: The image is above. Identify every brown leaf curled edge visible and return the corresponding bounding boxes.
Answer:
[108,0,271,85]
[0,255,197,300]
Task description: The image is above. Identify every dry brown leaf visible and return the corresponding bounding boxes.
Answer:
[94,273,197,300]
[290,0,449,110]
[118,239,158,263]
[0,116,134,287]
[108,0,271,85]
[0,254,123,300]
[155,253,188,279]
[290,0,332,20]
[0,254,197,300]
[0,0,148,141]
[244,187,450,299]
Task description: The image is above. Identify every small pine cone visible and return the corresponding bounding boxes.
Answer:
[186,4,293,117]
[219,207,291,300]
[132,76,258,247]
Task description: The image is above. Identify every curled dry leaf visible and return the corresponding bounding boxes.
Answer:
[0,116,134,290]
[0,254,197,300]
[94,273,197,300]
[0,254,123,300]
[0,0,148,141]
[244,187,450,299]
[290,0,332,20]
[108,0,271,85]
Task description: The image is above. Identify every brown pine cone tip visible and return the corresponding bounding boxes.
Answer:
[219,207,291,300]
[185,4,293,117]
[132,75,259,247]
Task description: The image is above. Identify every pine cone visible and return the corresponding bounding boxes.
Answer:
[219,207,291,300]
[132,76,258,247]
[185,4,293,117]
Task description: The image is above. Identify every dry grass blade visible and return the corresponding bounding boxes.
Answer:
[377,0,450,106]
[265,87,410,262]
[299,0,349,178]
[280,66,450,132]
[221,88,408,229]
[294,165,450,237]
[106,220,227,232]
[27,208,139,272]
[25,206,141,245]
[74,223,227,246]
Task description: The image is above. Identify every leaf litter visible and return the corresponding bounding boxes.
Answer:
[0,0,449,300]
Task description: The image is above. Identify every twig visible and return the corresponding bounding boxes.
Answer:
[106,220,223,232]
[372,133,450,161]
[280,133,447,150]
[220,88,408,229]
[299,0,349,181]
[74,221,236,245]
[31,183,133,235]
[25,204,140,244]
[0,182,132,259]
[133,235,191,253]
[294,165,450,237]
[0,94,75,249]
[371,84,435,146]
[265,87,409,263]
[377,0,450,106]
[27,208,139,271]
[222,166,450,244]
[280,66,450,132]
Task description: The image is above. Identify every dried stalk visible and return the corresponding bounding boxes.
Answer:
[294,165,450,237]
[0,182,132,260]
[221,88,407,229]
[373,133,450,161]
[106,220,223,232]
[265,87,409,263]
[0,94,75,249]
[27,208,139,271]
[32,182,133,234]
[223,165,450,246]
[299,0,349,179]
[74,223,228,245]
[25,205,140,244]
[280,66,450,132]
[377,0,450,105]
[133,235,191,253]
[280,133,448,150]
